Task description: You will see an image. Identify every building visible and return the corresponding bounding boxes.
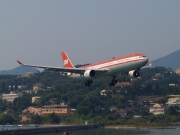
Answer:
[22,105,72,116]
[32,96,41,103]
[127,100,134,106]
[100,90,112,96]
[8,85,27,90]
[166,98,180,106]
[168,95,180,98]
[22,107,42,115]
[149,104,165,115]
[3,109,14,115]
[41,105,71,115]
[18,85,27,90]
[23,90,34,94]
[169,84,176,86]
[115,82,132,87]
[139,96,162,107]
[25,72,35,78]
[2,92,22,102]
[152,73,162,80]
[47,86,55,90]
[21,105,73,122]
[21,113,33,123]
[176,68,180,76]
[116,109,127,118]
[109,106,118,112]
[33,83,43,91]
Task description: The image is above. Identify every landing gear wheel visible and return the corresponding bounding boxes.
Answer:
[109,76,117,87]
[85,79,93,87]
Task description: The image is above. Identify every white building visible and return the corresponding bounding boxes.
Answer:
[33,83,43,91]
[166,98,180,106]
[2,92,22,102]
[32,96,41,103]
[8,85,27,90]
[149,104,165,115]
[100,90,112,96]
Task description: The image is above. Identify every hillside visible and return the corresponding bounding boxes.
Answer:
[0,66,39,76]
[1,66,180,125]
[152,50,180,71]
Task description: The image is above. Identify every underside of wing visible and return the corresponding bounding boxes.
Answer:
[17,60,109,74]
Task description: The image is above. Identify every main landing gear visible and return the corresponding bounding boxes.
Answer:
[85,79,93,87]
[109,76,118,87]
[84,76,118,87]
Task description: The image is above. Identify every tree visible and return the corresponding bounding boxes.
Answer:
[31,114,42,124]
[0,114,17,124]
[167,105,180,116]
[15,80,18,90]
[77,106,89,116]
[1,80,5,93]
[61,94,68,103]
[13,95,32,113]
[49,113,60,124]
[11,84,14,91]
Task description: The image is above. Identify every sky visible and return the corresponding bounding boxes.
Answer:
[0,0,180,70]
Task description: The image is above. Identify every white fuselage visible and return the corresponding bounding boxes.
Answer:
[68,54,148,78]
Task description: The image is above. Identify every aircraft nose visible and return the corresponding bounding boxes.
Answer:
[147,58,149,62]
[143,57,148,65]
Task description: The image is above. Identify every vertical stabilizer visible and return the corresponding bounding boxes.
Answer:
[61,52,75,68]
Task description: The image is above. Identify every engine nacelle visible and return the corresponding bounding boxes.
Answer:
[84,70,95,78]
[129,70,140,78]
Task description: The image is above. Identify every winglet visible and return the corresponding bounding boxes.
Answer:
[17,60,23,65]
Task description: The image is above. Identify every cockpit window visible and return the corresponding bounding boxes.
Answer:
[139,56,146,58]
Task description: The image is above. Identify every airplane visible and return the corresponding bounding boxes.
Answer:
[17,52,151,87]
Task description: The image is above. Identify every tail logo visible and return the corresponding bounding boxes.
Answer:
[64,59,68,65]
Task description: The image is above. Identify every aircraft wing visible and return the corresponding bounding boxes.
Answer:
[17,60,109,74]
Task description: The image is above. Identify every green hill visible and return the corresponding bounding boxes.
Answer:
[152,50,180,71]
[0,66,39,76]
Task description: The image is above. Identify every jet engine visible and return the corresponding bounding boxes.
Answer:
[129,70,140,78]
[84,70,95,78]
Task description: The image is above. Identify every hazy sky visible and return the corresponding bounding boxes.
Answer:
[0,0,180,70]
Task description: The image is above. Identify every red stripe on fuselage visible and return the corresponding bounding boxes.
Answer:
[95,59,147,70]
[81,54,146,69]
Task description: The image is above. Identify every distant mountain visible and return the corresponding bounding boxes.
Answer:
[0,66,39,76]
[152,50,180,71]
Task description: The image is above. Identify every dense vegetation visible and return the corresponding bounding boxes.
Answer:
[0,67,180,125]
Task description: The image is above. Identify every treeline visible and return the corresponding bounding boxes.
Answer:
[0,67,180,125]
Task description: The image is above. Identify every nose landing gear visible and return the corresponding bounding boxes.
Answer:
[85,79,93,87]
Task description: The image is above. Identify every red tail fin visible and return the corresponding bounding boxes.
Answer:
[61,52,75,68]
